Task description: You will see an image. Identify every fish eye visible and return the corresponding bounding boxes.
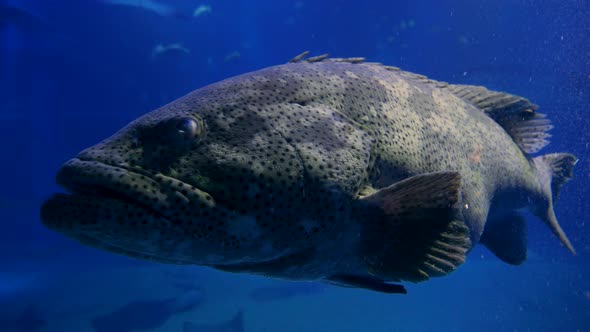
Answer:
[168,116,204,146]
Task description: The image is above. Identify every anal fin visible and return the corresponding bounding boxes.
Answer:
[480,212,527,265]
[357,171,471,283]
[324,275,407,294]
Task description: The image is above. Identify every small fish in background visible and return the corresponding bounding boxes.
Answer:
[0,4,71,47]
[150,43,190,60]
[223,51,241,62]
[183,311,244,332]
[457,35,470,45]
[193,4,212,17]
[294,1,304,10]
[100,0,191,20]
[0,304,45,332]
[399,19,416,29]
[0,4,45,33]
[385,18,417,45]
[249,282,326,302]
[90,290,204,332]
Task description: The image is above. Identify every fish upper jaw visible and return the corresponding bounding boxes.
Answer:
[55,158,167,217]
[54,158,217,220]
[40,157,240,264]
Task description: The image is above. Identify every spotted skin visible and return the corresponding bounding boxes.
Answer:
[41,55,575,287]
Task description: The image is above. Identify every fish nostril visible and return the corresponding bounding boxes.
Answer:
[292,100,308,107]
[129,133,141,149]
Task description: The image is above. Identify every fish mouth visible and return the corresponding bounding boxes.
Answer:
[45,157,216,216]
[40,158,220,262]
[42,158,167,223]
[50,158,168,218]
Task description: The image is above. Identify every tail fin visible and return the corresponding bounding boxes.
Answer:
[533,153,578,254]
[539,153,578,200]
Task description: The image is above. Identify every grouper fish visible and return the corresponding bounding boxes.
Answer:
[41,52,578,294]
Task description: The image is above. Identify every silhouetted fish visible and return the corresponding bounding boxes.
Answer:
[151,43,190,60]
[0,5,45,33]
[183,311,244,332]
[100,0,190,20]
[91,291,203,332]
[0,304,45,332]
[249,282,325,302]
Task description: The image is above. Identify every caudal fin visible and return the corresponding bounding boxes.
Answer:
[538,153,578,200]
[533,153,578,254]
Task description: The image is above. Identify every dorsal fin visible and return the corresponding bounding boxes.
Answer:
[285,54,552,154]
[289,51,310,63]
[445,84,552,154]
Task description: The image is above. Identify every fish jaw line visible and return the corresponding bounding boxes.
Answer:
[53,158,160,218]
[53,157,217,219]
[56,158,213,217]
[41,192,179,259]
[40,158,236,263]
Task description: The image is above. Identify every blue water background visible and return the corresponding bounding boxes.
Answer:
[0,0,589,331]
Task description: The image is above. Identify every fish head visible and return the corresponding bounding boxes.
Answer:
[41,63,378,270]
[40,76,311,265]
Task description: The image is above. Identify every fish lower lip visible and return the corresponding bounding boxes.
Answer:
[40,192,184,263]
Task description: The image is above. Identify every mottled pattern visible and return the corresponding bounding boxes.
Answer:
[41,54,575,288]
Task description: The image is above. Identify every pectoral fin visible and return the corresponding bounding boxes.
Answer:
[357,171,471,283]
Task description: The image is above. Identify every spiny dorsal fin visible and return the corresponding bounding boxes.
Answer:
[286,54,551,154]
[445,84,552,154]
[289,51,310,63]
[306,53,329,63]
[288,51,366,64]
